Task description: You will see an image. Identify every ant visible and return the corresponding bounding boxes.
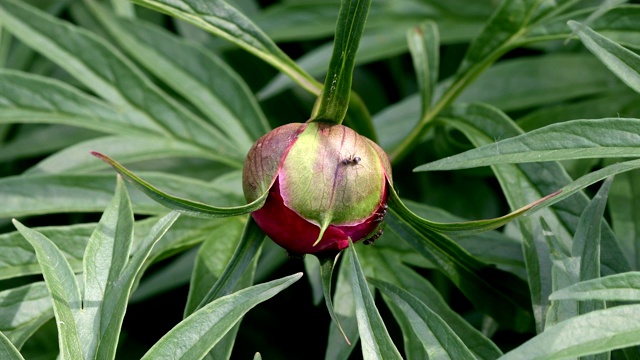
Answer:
[341,154,361,166]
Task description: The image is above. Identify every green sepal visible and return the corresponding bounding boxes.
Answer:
[92,151,267,218]
[317,251,351,345]
[389,185,561,235]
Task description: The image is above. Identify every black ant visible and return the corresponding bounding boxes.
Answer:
[374,204,388,222]
[363,227,384,245]
[341,154,361,166]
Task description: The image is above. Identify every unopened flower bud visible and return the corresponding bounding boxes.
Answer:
[243,122,392,254]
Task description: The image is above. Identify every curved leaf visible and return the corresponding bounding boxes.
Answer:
[500,305,640,360]
[416,118,640,171]
[407,21,439,118]
[371,278,476,360]
[0,331,24,360]
[11,220,84,359]
[92,151,266,218]
[317,251,350,345]
[0,282,53,349]
[0,0,243,165]
[387,194,534,332]
[550,272,640,301]
[569,20,640,94]
[128,0,321,95]
[346,241,402,360]
[188,217,265,314]
[87,1,268,148]
[140,272,303,360]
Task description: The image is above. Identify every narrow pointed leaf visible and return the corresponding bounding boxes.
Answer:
[190,217,265,314]
[387,194,534,331]
[0,70,154,136]
[346,241,402,360]
[87,1,268,148]
[0,282,53,349]
[325,255,359,360]
[128,0,321,95]
[140,273,303,360]
[500,305,640,360]
[608,168,640,269]
[550,272,640,301]
[11,220,83,359]
[371,278,476,360]
[0,0,242,164]
[92,152,267,218]
[312,0,372,124]
[415,118,640,172]
[569,20,640,94]
[98,210,180,360]
[407,21,439,118]
[80,176,134,358]
[0,331,24,360]
[318,251,350,345]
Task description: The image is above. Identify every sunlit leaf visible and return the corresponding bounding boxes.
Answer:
[0,331,24,360]
[550,272,640,301]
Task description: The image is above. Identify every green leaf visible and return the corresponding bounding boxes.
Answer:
[128,0,321,95]
[387,193,534,332]
[0,70,153,136]
[325,254,359,360]
[407,21,439,119]
[311,0,371,124]
[80,175,134,358]
[0,0,243,166]
[87,1,269,149]
[415,118,640,172]
[11,220,84,359]
[0,282,53,349]
[364,256,502,360]
[0,171,243,218]
[569,20,640,94]
[457,53,622,112]
[346,241,402,360]
[371,278,476,360]
[0,331,25,360]
[27,135,218,174]
[188,217,265,314]
[183,218,245,315]
[550,272,640,301]
[609,168,640,269]
[500,304,640,360]
[92,152,266,218]
[317,251,351,345]
[140,272,303,360]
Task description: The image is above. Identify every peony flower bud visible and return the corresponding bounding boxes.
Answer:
[242,122,393,255]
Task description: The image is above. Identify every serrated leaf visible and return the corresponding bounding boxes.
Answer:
[140,272,303,360]
[415,118,640,172]
[11,220,84,359]
[569,20,640,94]
[128,0,321,95]
[92,152,266,218]
[500,304,640,360]
[550,272,640,301]
[371,278,476,360]
[346,241,402,360]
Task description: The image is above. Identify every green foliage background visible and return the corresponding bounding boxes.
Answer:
[2,0,640,359]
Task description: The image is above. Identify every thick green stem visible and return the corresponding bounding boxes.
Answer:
[311,0,372,125]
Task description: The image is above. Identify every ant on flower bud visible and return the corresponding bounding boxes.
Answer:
[341,154,361,166]
[363,227,383,245]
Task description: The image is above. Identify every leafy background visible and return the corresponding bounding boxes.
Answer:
[2,0,640,359]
